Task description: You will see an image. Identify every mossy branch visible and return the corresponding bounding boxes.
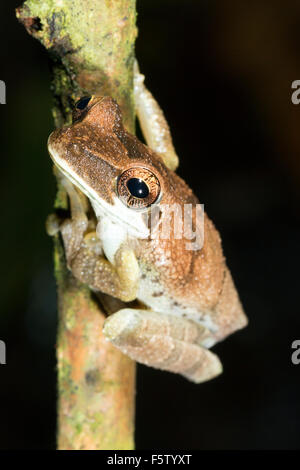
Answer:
[16,0,137,450]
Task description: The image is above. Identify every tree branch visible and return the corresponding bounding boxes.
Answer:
[17,0,137,450]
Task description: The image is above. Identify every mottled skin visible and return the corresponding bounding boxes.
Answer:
[47,74,248,383]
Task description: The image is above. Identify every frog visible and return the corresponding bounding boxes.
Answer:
[47,64,248,383]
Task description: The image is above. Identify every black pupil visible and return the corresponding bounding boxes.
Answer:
[127,178,149,199]
[76,96,91,110]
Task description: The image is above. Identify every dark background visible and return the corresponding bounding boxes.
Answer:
[1,0,300,449]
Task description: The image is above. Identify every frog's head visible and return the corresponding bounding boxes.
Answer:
[48,95,177,236]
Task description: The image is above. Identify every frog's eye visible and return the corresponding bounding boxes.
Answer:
[75,96,91,110]
[117,167,161,209]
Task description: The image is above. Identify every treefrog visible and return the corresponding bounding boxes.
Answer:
[47,65,248,383]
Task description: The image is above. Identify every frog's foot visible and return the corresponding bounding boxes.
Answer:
[103,309,222,383]
[46,212,62,236]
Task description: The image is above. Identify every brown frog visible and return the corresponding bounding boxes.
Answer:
[47,65,248,383]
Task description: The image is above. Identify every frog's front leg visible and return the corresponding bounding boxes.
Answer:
[103,309,222,383]
[46,171,89,264]
[47,172,139,302]
[50,216,139,302]
[70,244,139,302]
[134,61,179,171]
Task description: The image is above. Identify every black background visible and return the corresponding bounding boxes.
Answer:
[0,0,300,449]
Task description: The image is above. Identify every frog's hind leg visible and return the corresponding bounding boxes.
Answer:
[103,308,222,383]
[134,61,179,171]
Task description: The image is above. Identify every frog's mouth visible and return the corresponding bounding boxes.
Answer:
[48,145,150,239]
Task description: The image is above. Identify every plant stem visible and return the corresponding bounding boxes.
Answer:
[17,0,137,450]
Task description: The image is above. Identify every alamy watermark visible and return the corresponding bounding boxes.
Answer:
[0,340,6,365]
[147,203,204,251]
[0,80,6,104]
[291,340,300,365]
[100,203,205,251]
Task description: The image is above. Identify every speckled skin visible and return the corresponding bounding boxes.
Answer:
[48,94,248,383]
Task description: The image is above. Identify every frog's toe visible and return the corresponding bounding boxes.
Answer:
[45,213,61,236]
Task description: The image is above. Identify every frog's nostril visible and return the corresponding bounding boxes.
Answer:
[75,96,91,110]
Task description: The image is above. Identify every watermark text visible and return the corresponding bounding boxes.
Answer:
[291,340,300,365]
[0,80,6,104]
[0,340,6,365]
